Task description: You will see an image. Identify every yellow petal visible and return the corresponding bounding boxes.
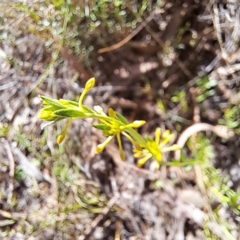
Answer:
[56,119,73,144]
[120,120,145,130]
[120,150,125,161]
[108,108,115,118]
[162,144,182,152]
[96,135,114,154]
[131,120,146,128]
[79,78,95,108]
[162,129,171,138]
[159,132,174,148]
[38,109,56,121]
[57,134,65,144]
[85,78,95,91]
[137,154,152,167]
[155,128,161,145]
[116,133,125,161]
[133,150,143,158]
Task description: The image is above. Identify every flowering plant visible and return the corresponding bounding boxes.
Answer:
[38,78,181,169]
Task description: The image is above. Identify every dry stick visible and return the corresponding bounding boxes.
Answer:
[174,123,235,160]
[212,3,226,60]
[190,88,200,124]
[60,46,92,83]
[216,83,240,105]
[4,140,15,204]
[212,2,237,83]
[98,8,160,54]
[105,142,160,179]
[212,64,240,104]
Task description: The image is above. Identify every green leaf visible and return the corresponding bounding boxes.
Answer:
[115,112,129,124]
[82,105,95,114]
[196,94,206,103]
[40,96,65,109]
[29,11,40,22]
[52,0,64,7]
[161,159,198,167]
[93,124,108,131]
[0,125,9,137]
[145,136,154,142]
[58,99,79,107]
[54,109,87,118]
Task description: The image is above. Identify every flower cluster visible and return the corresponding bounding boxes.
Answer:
[133,128,181,169]
[38,78,181,169]
[93,106,145,160]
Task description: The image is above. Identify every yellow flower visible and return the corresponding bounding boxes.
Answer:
[39,78,97,144]
[133,128,181,169]
[79,78,95,108]
[95,108,145,161]
[39,77,182,168]
[57,119,73,144]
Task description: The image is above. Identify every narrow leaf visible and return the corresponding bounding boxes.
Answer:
[40,96,65,108]
[58,99,79,107]
[115,112,129,124]
[82,105,95,114]
[93,124,108,131]
[54,109,86,118]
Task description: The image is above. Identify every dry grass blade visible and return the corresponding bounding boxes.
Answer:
[4,140,15,204]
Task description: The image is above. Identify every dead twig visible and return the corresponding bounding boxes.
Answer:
[209,64,240,104]
[60,46,92,83]
[174,123,235,160]
[216,83,240,105]
[190,88,200,124]
[212,3,227,60]
[98,8,161,54]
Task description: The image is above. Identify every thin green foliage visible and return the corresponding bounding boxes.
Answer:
[191,134,239,239]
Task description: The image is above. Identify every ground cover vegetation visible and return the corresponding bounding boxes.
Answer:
[0,0,239,239]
